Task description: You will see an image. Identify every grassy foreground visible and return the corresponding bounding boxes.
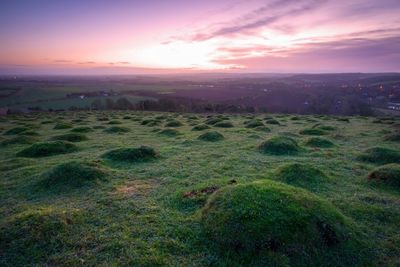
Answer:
[0,111,399,266]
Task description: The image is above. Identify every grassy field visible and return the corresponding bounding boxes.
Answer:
[0,111,399,266]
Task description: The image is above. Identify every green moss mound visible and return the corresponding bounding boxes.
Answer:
[205,117,223,125]
[3,126,30,135]
[299,128,327,135]
[265,119,280,125]
[159,128,180,137]
[214,121,234,128]
[275,163,329,186]
[53,122,73,129]
[259,136,299,155]
[70,126,93,133]
[103,126,130,133]
[50,133,88,142]
[40,161,107,189]
[198,131,224,142]
[108,120,122,125]
[102,146,157,162]
[244,120,264,128]
[0,158,35,171]
[304,137,335,148]
[255,126,271,132]
[358,147,400,164]
[1,135,37,146]
[384,133,400,142]
[164,120,183,127]
[191,124,211,131]
[16,141,78,157]
[368,164,400,187]
[0,208,79,264]
[316,125,336,131]
[202,181,362,263]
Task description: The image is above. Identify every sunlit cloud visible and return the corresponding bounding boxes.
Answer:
[0,0,399,74]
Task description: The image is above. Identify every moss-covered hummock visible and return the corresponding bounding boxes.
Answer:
[102,146,158,162]
[0,208,80,264]
[158,128,180,137]
[259,136,299,155]
[103,126,130,133]
[191,124,211,131]
[50,133,88,142]
[244,120,264,128]
[198,131,224,142]
[40,161,107,189]
[16,141,78,157]
[53,122,73,130]
[358,147,400,164]
[299,128,327,135]
[164,120,183,127]
[1,135,38,146]
[214,121,234,128]
[3,127,30,135]
[274,163,329,187]
[368,164,400,187]
[304,137,335,148]
[202,180,364,264]
[70,127,93,133]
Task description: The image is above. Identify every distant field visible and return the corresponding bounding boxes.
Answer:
[0,111,399,266]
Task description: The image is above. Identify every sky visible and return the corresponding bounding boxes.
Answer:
[1,0,400,75]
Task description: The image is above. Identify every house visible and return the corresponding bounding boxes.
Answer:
[387,102,400,110]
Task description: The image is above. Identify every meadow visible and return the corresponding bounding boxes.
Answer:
[0,111,399,266]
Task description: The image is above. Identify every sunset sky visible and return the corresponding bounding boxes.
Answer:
[1,0,400,74]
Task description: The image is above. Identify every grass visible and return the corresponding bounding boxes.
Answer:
[0,111,399,266]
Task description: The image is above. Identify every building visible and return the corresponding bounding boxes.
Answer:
[387,102,400,110]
